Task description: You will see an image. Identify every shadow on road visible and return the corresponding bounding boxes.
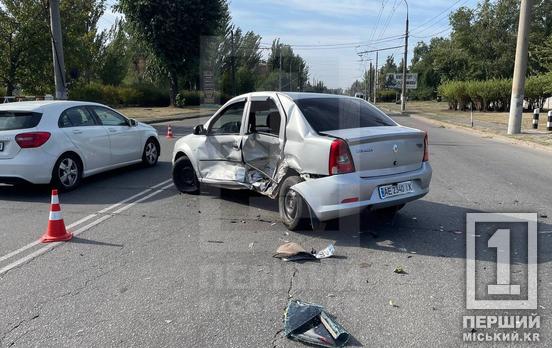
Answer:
[201,189,552,264]
[0,161,174,205]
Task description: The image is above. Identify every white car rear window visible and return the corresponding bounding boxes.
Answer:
[0,111,42,131]
[295,98,395,132]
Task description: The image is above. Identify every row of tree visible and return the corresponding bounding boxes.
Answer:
[348,0,552,102]
[0,0,318,106]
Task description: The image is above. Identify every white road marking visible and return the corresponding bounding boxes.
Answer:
[0,183,174,277]
[0,179,173,266]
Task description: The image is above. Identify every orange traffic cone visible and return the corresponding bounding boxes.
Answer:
[166,125,174,139]
[41,189,73,243]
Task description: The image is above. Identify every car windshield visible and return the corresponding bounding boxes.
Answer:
[295,97,396,132]
[0,111,42,131]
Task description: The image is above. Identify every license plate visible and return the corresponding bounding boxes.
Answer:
[379,181,414,199]
[0,142,3,152]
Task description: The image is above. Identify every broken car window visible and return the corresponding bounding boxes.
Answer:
[248,99,282,136]
[209,101,246,135]
[295,97,396,132]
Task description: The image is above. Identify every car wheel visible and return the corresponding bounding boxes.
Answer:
[278,176,309,231]
[142,139,160,167]
[52,154,82,191]
[173,157,199,194]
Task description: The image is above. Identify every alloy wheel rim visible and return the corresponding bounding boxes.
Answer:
[59,158,78,187]
[145,143,158,164]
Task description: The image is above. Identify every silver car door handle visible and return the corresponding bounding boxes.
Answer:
[108,128,117,133]
[72,129,83,134]
[233,143,241,150]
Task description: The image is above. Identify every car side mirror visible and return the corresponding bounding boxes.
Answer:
[193,124,206,135]
[129,119,137,127]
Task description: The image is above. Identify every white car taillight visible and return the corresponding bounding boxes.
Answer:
[15,132,51,148]
[329,139,355,175]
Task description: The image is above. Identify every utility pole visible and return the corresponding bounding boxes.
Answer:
[369,62,373,102]
[364,66,368,100]
[278,43,282,92]
[289,58,292,91]
[230,29,236,96]
[374,51,379,104]
[401,0,409,113]
[508,0,534,135]
[49,0,67,100]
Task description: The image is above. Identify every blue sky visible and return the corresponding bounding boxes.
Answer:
[99,0,480,89]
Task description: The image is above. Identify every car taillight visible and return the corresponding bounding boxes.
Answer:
[329,139,355,175]
[423,132,429,162]
[15,132,51,148]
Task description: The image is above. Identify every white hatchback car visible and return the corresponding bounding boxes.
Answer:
[0,101,160,190]
[172,92,432,230]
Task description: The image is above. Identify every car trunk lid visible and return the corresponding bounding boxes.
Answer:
[321,126,425,177]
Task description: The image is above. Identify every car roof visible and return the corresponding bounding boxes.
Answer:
[239,91,357,102]
[0,100,103,113]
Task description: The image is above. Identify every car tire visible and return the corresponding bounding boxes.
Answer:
[278,176,309,231]
[51,153,82,192]
[142,138,160,167]
[173,156,200,195]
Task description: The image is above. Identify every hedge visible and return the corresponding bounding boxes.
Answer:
[175,90,232,107]
[69,83,170,107]
[438,73,552,112]
[377,89,397,102]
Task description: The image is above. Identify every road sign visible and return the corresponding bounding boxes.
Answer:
[385,73,418,90]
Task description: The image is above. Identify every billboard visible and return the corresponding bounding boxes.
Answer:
[385,73,418,90]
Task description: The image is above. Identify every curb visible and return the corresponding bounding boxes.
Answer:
[142,113,213,125]
[410,114,552,154]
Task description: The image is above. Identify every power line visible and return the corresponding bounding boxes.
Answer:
[260,33,405,49]
[409,0,469,35]
[357,44,405,55]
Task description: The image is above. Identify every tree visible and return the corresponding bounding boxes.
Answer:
[98,20,129,86]
[118,0,229,106]
[0,0,51,95]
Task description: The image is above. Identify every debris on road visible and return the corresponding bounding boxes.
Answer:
[249,242,255,249]
[540,213,548,218]
[394,266,408,275]
[274,242,335,262]
[207,240,224,244]
[389,300,400,308]
[284,299,350,347]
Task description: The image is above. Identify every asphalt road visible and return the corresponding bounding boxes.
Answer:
[1,115,551,347]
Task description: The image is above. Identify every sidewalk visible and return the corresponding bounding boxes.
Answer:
[116,106,218,124]
[379,101,552,148]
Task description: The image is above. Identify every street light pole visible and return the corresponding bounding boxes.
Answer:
[508,0,534,134]
[374,51,378,104]
[49,0,68,100]
[401,0,409,113]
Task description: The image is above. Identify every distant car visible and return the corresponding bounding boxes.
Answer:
[0,101,160,191]
[172,92,432,230]
[354,92,365,99]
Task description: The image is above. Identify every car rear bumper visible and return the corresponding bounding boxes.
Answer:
[0,150,56,185]
[291,162,432,221]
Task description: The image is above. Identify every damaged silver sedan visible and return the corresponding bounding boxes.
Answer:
[172,92,432,230]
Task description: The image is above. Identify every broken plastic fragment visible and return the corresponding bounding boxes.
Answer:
[284,299,350,347]
[394,266,407,275]
[315,244,335,259]
[274,242,335,262]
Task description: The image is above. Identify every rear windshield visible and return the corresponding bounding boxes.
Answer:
[295,97,396,132]
[0,111,42,131]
